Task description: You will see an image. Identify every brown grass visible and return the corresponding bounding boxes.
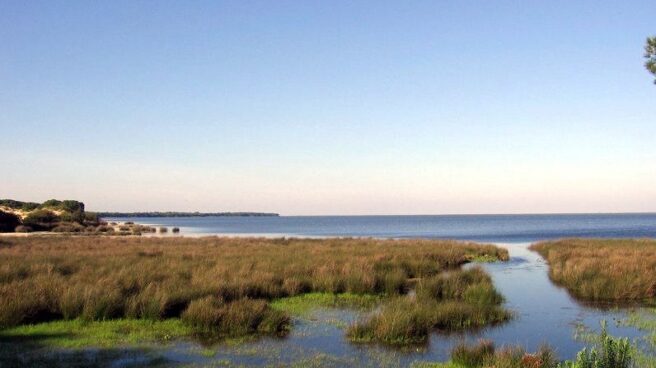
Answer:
[0,236,508,339]
[530,238,656,303]
[451,340,559,368]
[346,267,510,345]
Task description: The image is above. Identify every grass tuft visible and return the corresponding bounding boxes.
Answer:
[0,236,508,344]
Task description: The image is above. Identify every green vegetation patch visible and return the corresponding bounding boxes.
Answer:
[0,318,192,349]
[270,292,382,316]
[531,238,656,303]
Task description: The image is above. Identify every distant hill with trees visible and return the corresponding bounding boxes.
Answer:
[0,199,99,233]
[0,199,279,234]
[646,36,656,83]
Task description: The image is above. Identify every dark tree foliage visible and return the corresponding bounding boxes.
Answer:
[40,199,84,213]
[0,199,39,211]
[59,200,85,213]
[646,36,656,84]
[0,211,21,233]
[0,199,91,232]
[40,199,62,208]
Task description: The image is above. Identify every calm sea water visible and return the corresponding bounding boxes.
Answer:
[107,213,656,242]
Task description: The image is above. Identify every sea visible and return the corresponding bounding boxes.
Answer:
[105,213,656,242]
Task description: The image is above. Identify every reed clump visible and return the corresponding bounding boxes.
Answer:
[181,296,289,336]
[530,238,656,303]
[0,236,507,340]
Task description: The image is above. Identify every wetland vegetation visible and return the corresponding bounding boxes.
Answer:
[2,235,654,367]
[0,236,509,344]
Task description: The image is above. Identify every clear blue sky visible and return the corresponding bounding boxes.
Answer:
[1,1,654,215]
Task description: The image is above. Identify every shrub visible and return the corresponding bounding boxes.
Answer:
[14,225,32,233]
[0,211,20,233]
[172,227,180,233]
[451,339,495,367]
[22,210,60,231]
[0,199,38,210]
[59,211,85,224]
[60,200,84,213]
[95,225,114,233]
[181,296,223,332]
[159,227,168,233]
[220,298,288,336]
[52,222,85,233]
[181,296,289,336]
[40,199,62,208]
[21,202,40,211]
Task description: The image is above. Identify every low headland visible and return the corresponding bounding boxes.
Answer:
[0,199,100,234]
[0,199,208,235]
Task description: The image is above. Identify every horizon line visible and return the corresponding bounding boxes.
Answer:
[96,211,656,217]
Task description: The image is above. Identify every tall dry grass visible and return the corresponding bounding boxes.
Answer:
[0,236,508,339]
[531,238,656,303]
[450,340,559,368]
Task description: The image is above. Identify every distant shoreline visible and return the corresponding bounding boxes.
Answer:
[97,212,279,218]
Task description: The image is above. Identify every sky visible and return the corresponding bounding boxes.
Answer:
[1,1,655,215]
